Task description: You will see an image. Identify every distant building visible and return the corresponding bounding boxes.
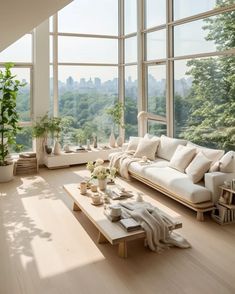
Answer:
[66,76,74,89]
[94,77,101,88]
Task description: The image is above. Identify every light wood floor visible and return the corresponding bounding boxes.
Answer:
[0,165,235,294]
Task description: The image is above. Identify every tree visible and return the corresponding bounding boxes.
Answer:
[181,0,235,150]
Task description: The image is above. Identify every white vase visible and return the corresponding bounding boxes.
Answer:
[98,179,107,191]
[116,135,123,147]
[0,163,14,183]
[109,129,116,147]
[54,140,61,155]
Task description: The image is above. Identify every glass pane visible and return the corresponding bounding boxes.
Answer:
[15,127,33,152]
[10,68,31,122]
[174,0,216,20]
[50,35,53,63]
[148,120,167,136]
[174,56,235,151]
[174,19,216,56]
[58,36,118,63]
[50,65,53,116]
[58,66,118,145]
[125,36,137,63]
[0,34,32,63]
[147,65,166,117]
[146,29,166,60]
[58,0,118,35]
[49,16,53,32]
[145,0,166,28]
[125,0,137,34]
[125,65,138,139]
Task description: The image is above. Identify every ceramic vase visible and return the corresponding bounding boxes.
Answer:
[116,135,123,147]
[54,140,61,155]
[109,128,116,147]
[98,179,107,191]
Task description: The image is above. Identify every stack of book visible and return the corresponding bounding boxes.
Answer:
[119,218,141,232]
[16,153,38,175]
[212,203,235,225]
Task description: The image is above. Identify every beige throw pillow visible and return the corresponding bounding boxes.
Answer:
[169,145,196,173]
[219,151,235,173]
[134,138,160,161]
[126,136,142,151]
[185,152,212,183]
[157,135,187,161]
[186,142,224,166]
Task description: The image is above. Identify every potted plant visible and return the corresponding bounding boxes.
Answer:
[106,102,125,147]
[32,114,63,158]
[0,63,26,182]
[86,159,117,190]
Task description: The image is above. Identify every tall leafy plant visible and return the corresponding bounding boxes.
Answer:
[106,102,125,135]
[0,63,25,166]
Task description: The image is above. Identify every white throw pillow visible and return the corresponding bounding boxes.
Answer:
[126,136,142,151]
[187,142,224,166]
[219,151,235,172]
[169,145,196,173]
[134,137,160,161]
[185,152,212,184]
[157,135,187,161]
[144,133,160,141]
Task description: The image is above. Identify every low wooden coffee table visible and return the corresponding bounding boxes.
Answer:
[63,183,182,258]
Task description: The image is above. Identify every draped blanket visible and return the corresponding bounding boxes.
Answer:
[109,151,139,180]
[120,201,191,252]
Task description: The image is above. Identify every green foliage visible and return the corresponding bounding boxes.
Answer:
[106,102,125,129]
[179,1,235,151]
[0,63,26,165]
[32,114,69,141]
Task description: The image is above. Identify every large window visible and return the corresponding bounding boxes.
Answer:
[125,65,138,139]
[0,34,33,152]
[147,65,166,117]
[51,0,119,145]
[58,0,118,35]
[172,4,235,151]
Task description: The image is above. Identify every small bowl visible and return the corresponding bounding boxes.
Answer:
[91,194,102,204]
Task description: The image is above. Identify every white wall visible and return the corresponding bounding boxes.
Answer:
[0,0,72,52]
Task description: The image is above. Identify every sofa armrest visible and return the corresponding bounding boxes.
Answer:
[204,172,235,204]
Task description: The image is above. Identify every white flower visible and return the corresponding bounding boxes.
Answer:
[93,165,107,180]
[95,158,104,167]
[86,161,95,172]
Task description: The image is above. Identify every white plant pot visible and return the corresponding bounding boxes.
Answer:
[0,163,14,183]
[98,179,107,191]
[109,129,116,147]
[116,135,123,147]
[54,140,62,155]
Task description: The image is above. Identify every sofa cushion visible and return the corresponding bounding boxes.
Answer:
[219,151,235,173]
[185,152,212,183]
[134,137,160,161]
[126,136,142,152]
[186,141,224,166]
[128,163,211,204]
[169,145,196,173]
[157,135,187,161]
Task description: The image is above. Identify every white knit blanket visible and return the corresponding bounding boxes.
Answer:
[109,151,139,180]
[120,201,191,252]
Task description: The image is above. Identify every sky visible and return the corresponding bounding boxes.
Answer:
[0,0,219,82]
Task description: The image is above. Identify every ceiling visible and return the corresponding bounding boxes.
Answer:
[0,0,72,52]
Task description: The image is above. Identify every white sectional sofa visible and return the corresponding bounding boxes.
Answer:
[110,135,235,221]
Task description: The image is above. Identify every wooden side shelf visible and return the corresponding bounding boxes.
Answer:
[211,185,235,225]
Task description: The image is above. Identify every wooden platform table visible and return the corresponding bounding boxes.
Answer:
[63,183,182,258]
